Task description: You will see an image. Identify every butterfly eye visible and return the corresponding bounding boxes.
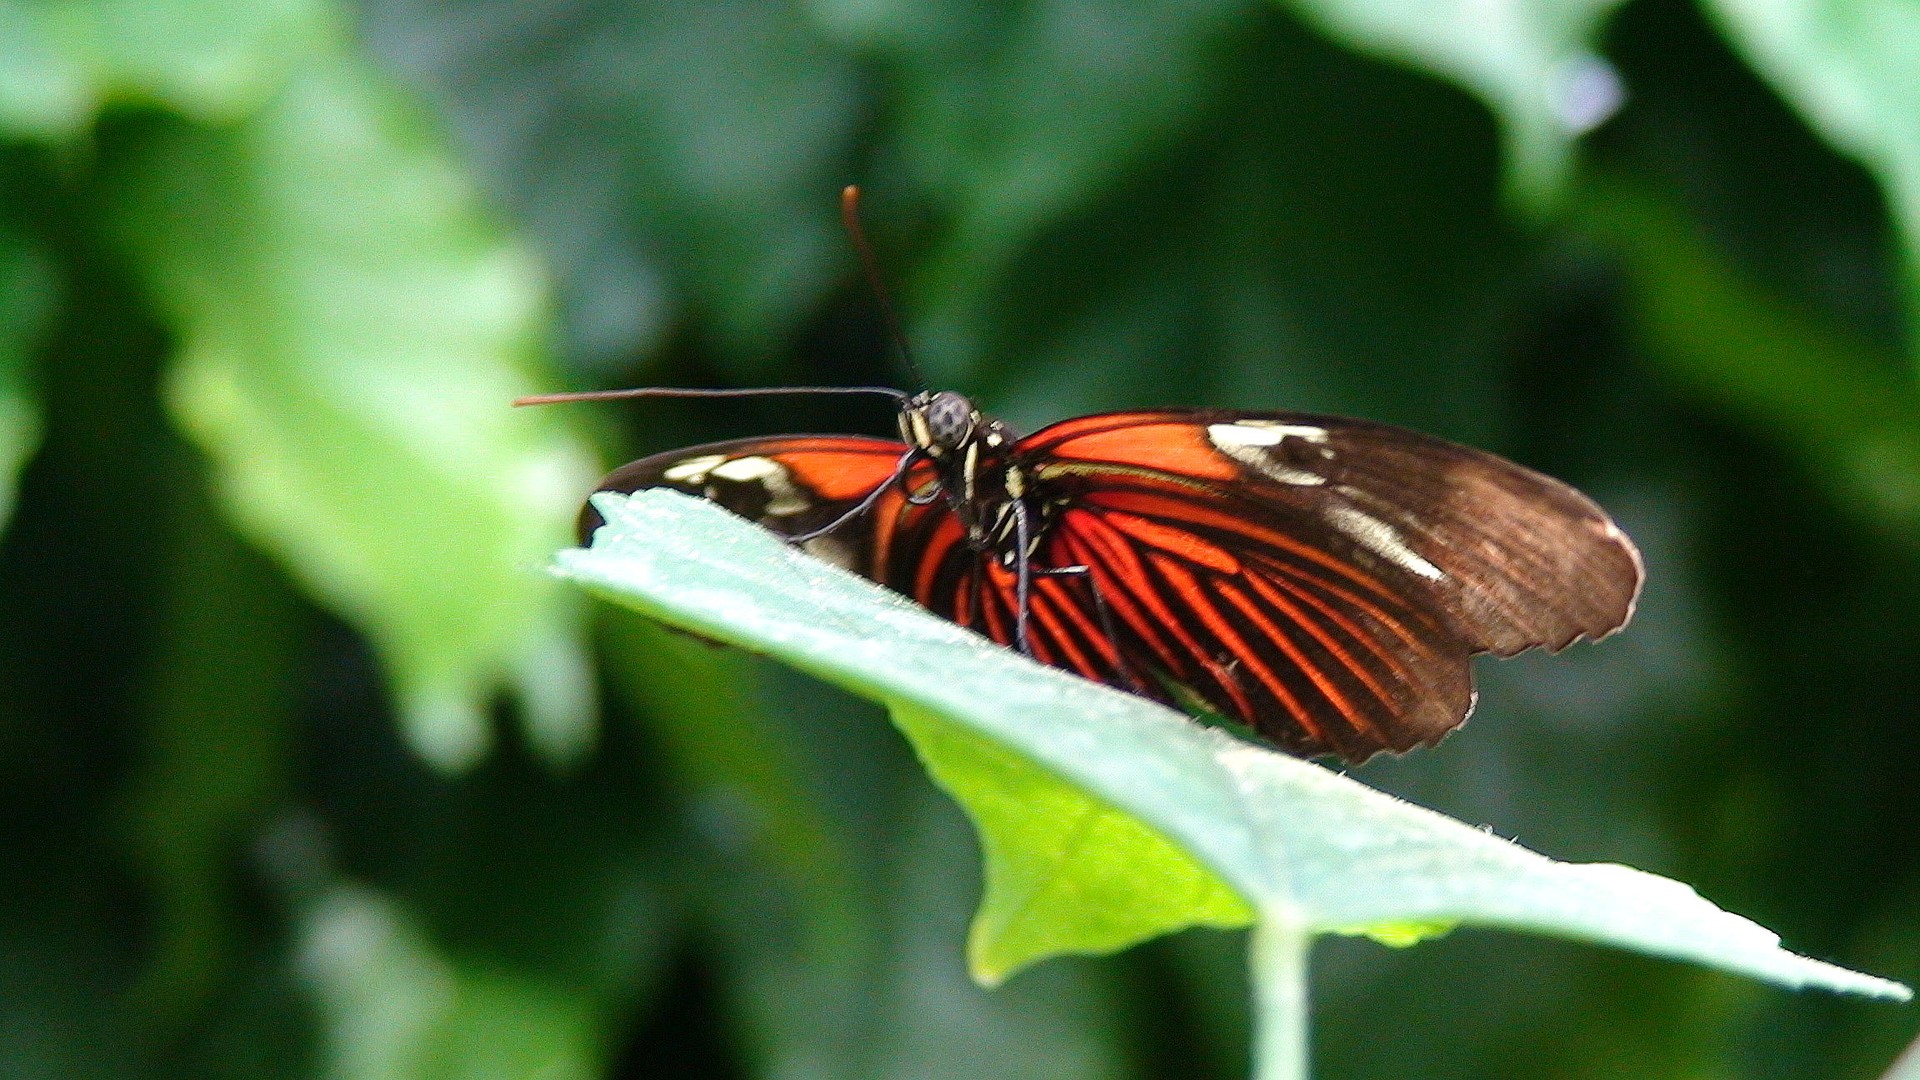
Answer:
[924,391,977,449]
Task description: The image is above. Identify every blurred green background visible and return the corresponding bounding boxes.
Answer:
[3,0,1919,1077]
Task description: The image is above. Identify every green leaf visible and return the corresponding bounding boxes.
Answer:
[297,886,606,1080]
[123,470,301,1032]
[817,0,1247,383]
[359,0,863,367]
[1578,172,1920,533]
[0,0,328,139]
[0,219,50,533]
[557,489,1913,1017]
[1279,0,1629,203]
[282,690,677,1079]
[893,703,1252,984]
[110,50,600,769]
[1700,0,1920,358]
[955,17,1528,443]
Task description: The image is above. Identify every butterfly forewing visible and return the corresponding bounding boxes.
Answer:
[584,435,915,572]
[1020,411,1642,647]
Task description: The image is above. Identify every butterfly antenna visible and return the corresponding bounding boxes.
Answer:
[841,185,927,391]
[513,385,909,407]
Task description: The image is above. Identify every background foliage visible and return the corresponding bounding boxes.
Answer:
[2,0,1918,1077]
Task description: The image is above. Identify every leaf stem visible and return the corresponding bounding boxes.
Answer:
[1249,913,1312,1080]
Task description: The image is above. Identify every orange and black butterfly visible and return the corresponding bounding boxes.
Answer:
[523,384,1643,764]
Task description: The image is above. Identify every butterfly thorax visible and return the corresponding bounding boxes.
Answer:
[900,390,1044,565]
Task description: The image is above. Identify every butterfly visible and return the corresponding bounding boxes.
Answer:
[527,384,1644,764]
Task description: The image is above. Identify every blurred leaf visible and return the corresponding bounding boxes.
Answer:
[829,0,1241,231]
[0,0,329,139]
[0,189,180,1077]
[973,14,1527,444]
[871,783,1134,1080]
[602,611,868,955]
[394,747,681,1008]
[688,826,881,1080]
[1600,0,1908,352]
[1578,172,1920,534]
[175,955,318,1079]
[108,49,600,769]
[297,885,606,1080]
[604,611,893,1079]
[1700,0,1920,351]
[123,464,302,1032]
[559,490,1914,1012]
[288,683,678,1080]
[0,928,138,1079]
[358,0,863,370]
[1279,0,1628,203]
[0,218,50,533]
[814,0,1248,381]
[894,703,1251,984]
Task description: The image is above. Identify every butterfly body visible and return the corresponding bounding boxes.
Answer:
[586,392,1642,763]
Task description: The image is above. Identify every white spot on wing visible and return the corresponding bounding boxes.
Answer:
[1326,505,1444,580]
[1207,422,1329,486]
[707,456,810,517]
[662,453,728,484]
[1210,420,1329,444]
[709,456,781,482]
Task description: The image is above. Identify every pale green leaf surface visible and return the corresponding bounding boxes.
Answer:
[112,52,599,769]
[1280,0,1628,202]
[558,489,1911,1004]
[1702,0,1920,343]
[0,0,328,139]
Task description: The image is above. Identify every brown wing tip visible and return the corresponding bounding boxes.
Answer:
[1549,514,1646,653]
[1478,512,1644,658]
[1598,515,1647,629]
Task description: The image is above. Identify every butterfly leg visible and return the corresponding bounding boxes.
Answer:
[1011,501,1141,692]
[1012,499,1035,655]
[1031,562,1145,694]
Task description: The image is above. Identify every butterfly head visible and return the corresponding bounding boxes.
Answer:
[902,390,984,459]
